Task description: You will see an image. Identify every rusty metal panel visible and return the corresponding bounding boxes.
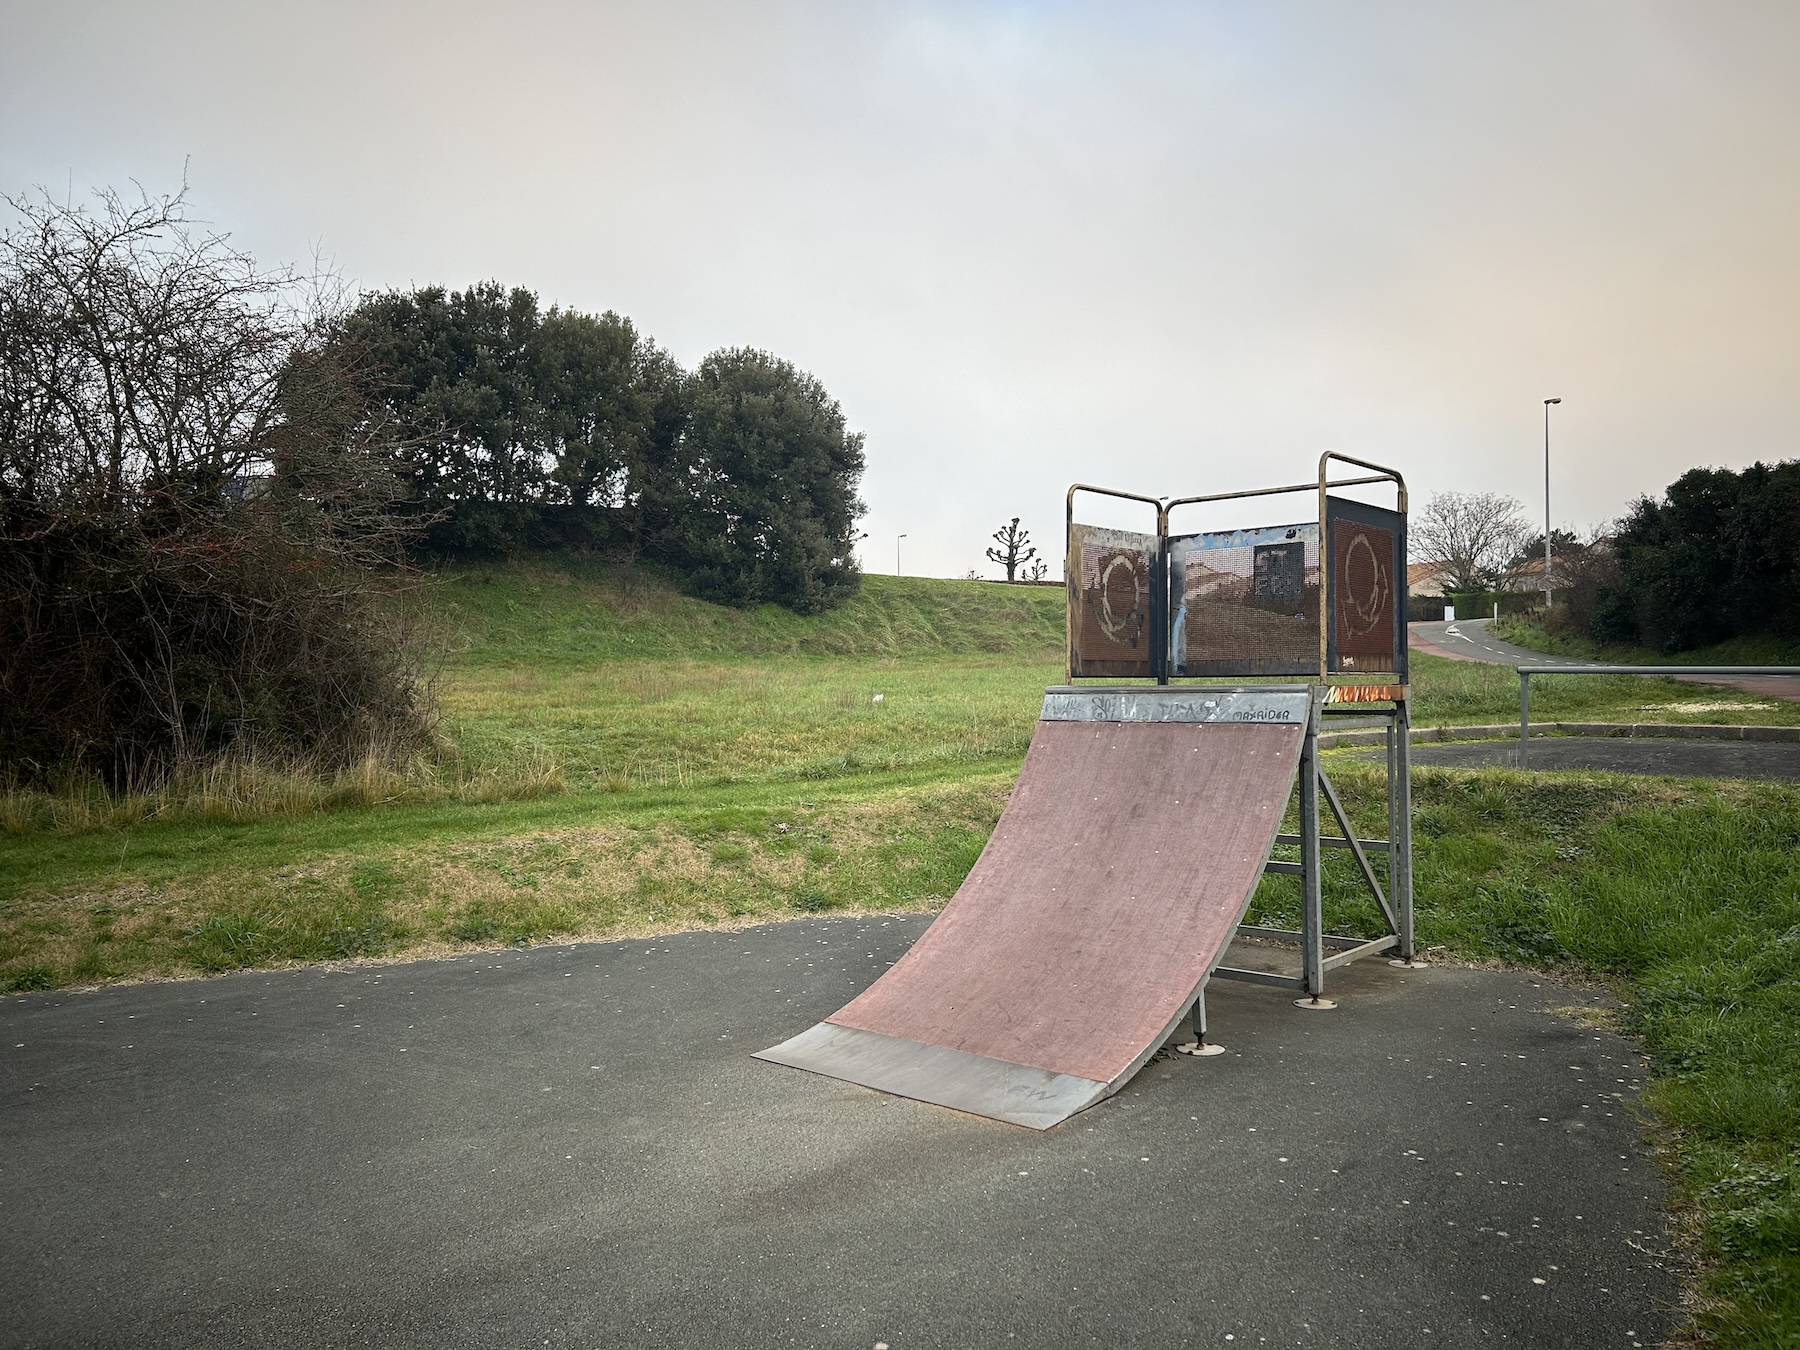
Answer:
[1168,523,1320,677]
[1067,524,1157,678]
[762,698,1304,1123]
[1325,497,1406,677]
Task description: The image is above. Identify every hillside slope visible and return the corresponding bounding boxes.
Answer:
[436,560,1066,666]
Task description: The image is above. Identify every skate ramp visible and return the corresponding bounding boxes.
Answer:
[756,686,1310,1128]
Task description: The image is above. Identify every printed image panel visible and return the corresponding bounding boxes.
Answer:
[1168,523,1320,676]
[1325,497,1406,677]
[1068,523,1157,678]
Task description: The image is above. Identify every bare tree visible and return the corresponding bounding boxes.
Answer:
[985,517,1037,582]
[1024,557,1049,582]
[1411,491,1532,594]
[0,183,432,783]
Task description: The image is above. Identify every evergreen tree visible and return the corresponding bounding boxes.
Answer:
[678,348,865,613]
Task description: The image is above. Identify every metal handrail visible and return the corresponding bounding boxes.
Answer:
[1517,664,1800,766]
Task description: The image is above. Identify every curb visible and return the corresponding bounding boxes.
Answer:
[1318,722,1800,749]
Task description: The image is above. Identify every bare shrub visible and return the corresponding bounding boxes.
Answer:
[1542,529,1623,637]
[0,184,435,785]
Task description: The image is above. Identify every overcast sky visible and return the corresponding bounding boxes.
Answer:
[5,1,1797,576]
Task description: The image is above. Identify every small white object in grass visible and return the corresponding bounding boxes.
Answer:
[872,693,884,703]
[1532,1277,1546,1285]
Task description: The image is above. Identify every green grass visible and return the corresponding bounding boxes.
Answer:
[0,766,1010,989]
[5,555,1800,1342]
[1493,615,1800,669]
[436,560,1067,663]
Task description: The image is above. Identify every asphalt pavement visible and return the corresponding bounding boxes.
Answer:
[3,917,1675,1349]
[1409,619,1594,668]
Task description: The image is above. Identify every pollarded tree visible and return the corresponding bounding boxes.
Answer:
[985,518,1037,581]
[677,348,866,613]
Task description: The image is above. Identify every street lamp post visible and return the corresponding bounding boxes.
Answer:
[1543,398,1561,609]
[896,534,908,577]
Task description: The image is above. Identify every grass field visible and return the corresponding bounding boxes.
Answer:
[3,559,1799,1343]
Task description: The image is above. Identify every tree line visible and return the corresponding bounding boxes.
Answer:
[341,285,865,613]
[1411,464,1800,652]
[1585,461,1800,651]
[0,186,865,784]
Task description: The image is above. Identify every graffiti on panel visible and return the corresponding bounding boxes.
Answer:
[1167,523,1320,676]
[1328,513,1399,674]
[1068,524,1156,678]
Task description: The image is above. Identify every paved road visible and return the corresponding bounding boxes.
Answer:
[1388,736,1800,781]
[1409,618,1800,703]
[4,918,1673,1349]
[1410,619,1591,668]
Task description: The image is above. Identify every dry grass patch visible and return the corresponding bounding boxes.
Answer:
[0,775,1010,989]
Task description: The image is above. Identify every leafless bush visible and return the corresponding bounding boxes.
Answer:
[1542,529,1623,636]
[0,184,435,785]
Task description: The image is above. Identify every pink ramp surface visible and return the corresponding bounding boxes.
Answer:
[826,717,1302,1086]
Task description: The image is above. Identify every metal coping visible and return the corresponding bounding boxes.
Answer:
[754,1022,1110,1131]
[1041,685,1313,725]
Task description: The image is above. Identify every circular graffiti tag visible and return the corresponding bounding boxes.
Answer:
[1339,531,1389,637]
[1098,553,1145,644]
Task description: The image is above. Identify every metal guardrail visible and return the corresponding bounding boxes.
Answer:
[1517,665,1800,767]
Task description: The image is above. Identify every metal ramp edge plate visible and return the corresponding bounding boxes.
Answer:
[753,1023,1109,1131]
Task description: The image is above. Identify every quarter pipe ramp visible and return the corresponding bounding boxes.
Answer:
[755,685,1312,1128]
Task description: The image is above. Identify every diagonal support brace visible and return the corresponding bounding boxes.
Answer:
[1315,765,1398,934]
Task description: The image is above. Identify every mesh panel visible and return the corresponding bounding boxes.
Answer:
[1168,524,1320,676]
[1326,500,1403,676]
[1068,523,1156,678]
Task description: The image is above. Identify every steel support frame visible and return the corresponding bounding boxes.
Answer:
[1211,689,1415,996]
[1067,456,1415,1001]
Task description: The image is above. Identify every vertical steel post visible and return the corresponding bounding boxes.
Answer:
[1065,488,1077,683]
[1395,697,1415,961]
[1154,503,1170,685]
[1192,987,1207,1041]
[1519,670,1530,769]
[1300,690,1324,996]
[1385,718,1397,872]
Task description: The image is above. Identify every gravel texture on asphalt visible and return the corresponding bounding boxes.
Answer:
[2,917,1674,1349]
